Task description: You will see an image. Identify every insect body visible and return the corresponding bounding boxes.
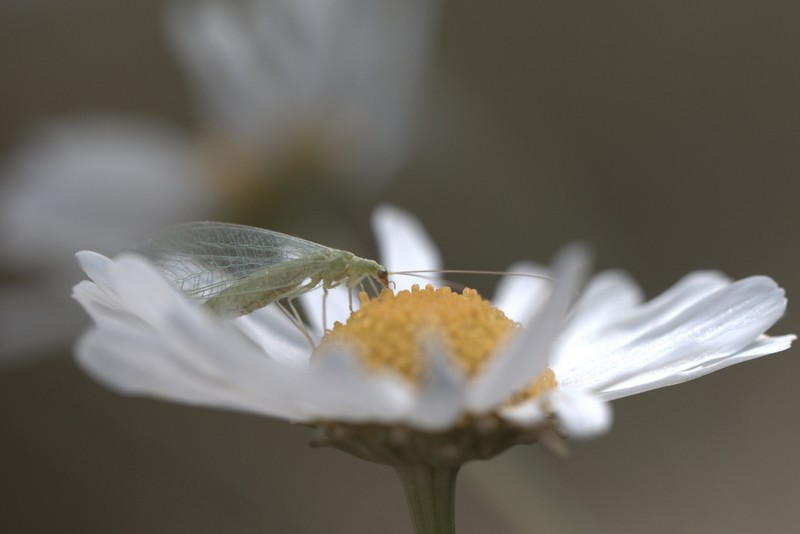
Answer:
[131,222,389,320]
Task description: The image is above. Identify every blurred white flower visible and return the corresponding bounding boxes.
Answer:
[166,0,438,183]
[0,117,212,361]
[72,206,794,447]
[1,0,439,361]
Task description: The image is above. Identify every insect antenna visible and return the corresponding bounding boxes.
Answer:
[321,288,329,332]
[389,271,441,282]
[390,269,558,283]
[389,269,580,298]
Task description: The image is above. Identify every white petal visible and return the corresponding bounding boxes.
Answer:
[623,271,732,324]
[468,244,592,412]
[714,333,795,362]
[491,261,551,323]
[372,204,442,291]
[600,334,795,400]
[547,389,612,439]
[560,275,788,392]
[407,338,468,430]
[548,269,643,370]
[552,270,729,372]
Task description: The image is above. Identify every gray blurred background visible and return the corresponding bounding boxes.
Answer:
[2,1,799,532]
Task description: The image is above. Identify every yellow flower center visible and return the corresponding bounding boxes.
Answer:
[318,284,556,398]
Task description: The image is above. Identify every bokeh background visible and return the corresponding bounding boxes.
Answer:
[2,1,799,532]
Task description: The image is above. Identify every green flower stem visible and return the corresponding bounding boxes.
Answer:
[394,465,460,534]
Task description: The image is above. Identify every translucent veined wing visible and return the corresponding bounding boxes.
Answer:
[130,222,331,300]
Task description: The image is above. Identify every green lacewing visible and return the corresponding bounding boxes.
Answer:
[131,222,389,322]
[132,221,558,343]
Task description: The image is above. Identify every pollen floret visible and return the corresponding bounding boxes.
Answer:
[322,284,522,380]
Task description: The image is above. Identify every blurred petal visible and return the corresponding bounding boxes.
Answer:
[498,401,547,428]
[295,345,414,422]
[547,389,612,439]
[500,389,612,440]
[407,338,468,430]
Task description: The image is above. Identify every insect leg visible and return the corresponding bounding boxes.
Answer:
[366,276,379,295]
[322,287,328,332]
[276,300,314,347]
[277,277,326,344]
[286,298,314,341]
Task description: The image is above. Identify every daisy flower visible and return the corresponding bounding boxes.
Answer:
[72,205,793,534]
